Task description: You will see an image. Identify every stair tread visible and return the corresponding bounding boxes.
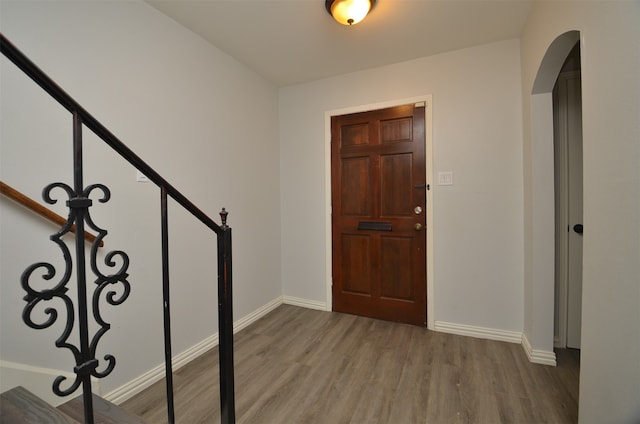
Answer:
[1,386,80,424]
[57,393,147,424]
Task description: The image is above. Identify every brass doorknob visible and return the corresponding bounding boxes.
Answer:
[414,223,423,231]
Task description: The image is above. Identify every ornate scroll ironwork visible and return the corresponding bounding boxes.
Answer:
[20,182,130,397]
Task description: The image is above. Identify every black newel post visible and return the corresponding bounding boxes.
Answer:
[218,208,235,423]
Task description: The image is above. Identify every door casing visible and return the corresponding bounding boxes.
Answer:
[323,95,434,329]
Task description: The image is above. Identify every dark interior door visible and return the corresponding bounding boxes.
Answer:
[331,103,427,326]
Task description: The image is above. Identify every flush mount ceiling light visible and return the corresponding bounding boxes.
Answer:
[325,0,376,26]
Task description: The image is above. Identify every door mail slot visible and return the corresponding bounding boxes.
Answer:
[357,221,392,231]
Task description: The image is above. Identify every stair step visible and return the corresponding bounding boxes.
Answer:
[57,393,147,424]
[1,386,147,424]
[1,386,80,423]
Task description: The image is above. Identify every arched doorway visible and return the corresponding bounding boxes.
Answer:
[529,30,582,360]
[523,31,580,365]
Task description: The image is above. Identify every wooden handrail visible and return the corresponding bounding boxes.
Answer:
[0,181,103,247]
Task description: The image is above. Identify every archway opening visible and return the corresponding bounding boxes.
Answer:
[529,28,582,406]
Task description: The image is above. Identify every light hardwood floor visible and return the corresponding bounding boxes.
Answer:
[122,305,579,423]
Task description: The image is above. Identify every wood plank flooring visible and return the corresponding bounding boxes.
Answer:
[121,305,580,423]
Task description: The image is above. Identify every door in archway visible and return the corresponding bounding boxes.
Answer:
[554,43,583,349]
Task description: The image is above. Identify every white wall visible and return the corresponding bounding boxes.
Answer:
[520,1,640,422]
[0,0,281,397]
[279,39,525,333]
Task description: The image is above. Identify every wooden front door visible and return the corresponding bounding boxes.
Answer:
[331,103,427,326]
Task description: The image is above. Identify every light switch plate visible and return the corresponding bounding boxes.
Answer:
[438,171,453,186]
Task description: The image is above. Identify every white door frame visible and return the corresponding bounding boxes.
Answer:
[323,95,435,329]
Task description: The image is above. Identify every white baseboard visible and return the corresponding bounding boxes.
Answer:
[283,295,327,311]
[521,333,557,366]
[435,321,557,366]
[104,296,284,405]
[233,296,284,333]
[434,320,523,344]
[103,357,173,405]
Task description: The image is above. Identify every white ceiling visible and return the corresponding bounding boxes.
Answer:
[145,0,532,87]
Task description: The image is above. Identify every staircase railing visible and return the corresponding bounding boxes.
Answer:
[1,33,235,424]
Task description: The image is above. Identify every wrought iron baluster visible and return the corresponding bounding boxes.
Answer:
[20,113,131,424]
[161,187,176,423]
[71,110,96,424]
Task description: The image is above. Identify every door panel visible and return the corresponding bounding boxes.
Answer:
[341,234,372,295]
[380,235,414,301]
[342,123,370,146]
[381,117,412,143]
[380,153,413,216]
[341,157,371,215]
[331,104,426,326]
